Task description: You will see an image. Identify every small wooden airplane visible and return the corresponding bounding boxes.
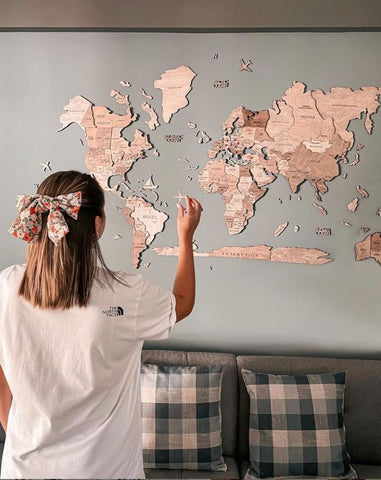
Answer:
[174,190,187,205]
[240,59,253,72]
[40,161,52,172]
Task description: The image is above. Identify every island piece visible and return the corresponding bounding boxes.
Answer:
[355,233,381,266]
[154,65,197,123]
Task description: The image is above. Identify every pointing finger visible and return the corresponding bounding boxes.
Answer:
[185,195,193,211]
[177,203,184,218]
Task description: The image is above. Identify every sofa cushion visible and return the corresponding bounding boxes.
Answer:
[143,466,182,478]
[141,363,227,471]
[237,355,381,465]
[352,463,381,479]
[145,455,240,479]
[241,369,355,479]
[240,460,359,480]
[142,349,238,457]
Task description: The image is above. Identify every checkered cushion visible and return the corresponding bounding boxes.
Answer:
[141,363,227,471]
[241,369,357,479]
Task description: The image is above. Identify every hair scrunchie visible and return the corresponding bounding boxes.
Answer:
[9,192,82,245]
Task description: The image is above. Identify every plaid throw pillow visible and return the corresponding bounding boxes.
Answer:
[141,363,227,471]
[241,369,357,479]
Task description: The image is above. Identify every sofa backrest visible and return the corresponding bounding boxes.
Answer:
[142,349,238,457]
[236,355,381,465]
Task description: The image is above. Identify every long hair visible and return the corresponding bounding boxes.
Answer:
[18,170,124,309]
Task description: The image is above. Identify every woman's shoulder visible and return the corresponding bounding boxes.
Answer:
[0,263,25,279]
[0,264,25,288]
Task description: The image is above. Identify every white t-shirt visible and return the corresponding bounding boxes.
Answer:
[0,264,177,479]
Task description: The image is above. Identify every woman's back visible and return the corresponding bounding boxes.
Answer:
[0,264,176,479]
[1,169,201,478]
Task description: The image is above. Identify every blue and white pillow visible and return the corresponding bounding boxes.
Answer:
[141,363,227,471]
[241,369,357,479]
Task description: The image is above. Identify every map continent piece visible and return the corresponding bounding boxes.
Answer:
[311,85,381,145]
[59,96,95,131]
[59,96,152,190]
[355,233,381,266]
[124,196,168,268]
[154,65,197,123]
[201,81,381,235]
[198,159,267,235]
[154,245,332,265]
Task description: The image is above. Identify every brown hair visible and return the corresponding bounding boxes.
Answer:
[18,170,124,309]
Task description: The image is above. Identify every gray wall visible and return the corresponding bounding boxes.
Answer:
[0,31,380,358]
[0,0,381,29]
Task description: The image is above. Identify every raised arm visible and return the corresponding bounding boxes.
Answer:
[173,195,202,322]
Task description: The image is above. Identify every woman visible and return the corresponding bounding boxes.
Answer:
[0,170,201,479]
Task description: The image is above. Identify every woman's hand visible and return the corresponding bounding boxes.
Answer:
[177,195,202,243]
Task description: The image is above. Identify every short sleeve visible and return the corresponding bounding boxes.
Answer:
[135,277,177,341]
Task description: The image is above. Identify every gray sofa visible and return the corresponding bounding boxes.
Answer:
[141,350,381,480]
[0,350,380,479]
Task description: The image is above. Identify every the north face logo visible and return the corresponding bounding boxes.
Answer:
[102,306,124,317]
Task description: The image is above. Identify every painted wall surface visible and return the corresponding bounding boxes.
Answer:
[0,32,380,357]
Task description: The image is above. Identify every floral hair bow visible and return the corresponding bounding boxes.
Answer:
[9,192,82,245]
